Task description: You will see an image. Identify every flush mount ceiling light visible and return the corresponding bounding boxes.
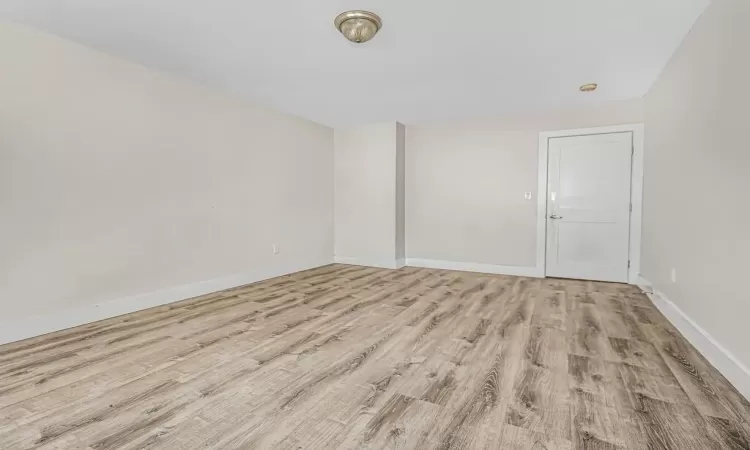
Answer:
[334,10,382,44]
[580,83,598,92]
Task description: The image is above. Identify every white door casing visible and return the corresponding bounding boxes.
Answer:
[544,132,633,283]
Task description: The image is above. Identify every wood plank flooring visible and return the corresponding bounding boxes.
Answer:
[0,264,748,449]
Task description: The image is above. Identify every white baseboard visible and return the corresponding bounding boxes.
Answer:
[638,276,750,400]
[405,258,542,278]
[635,274,652,288]
[0,259,332,346]
[334,256,403,270]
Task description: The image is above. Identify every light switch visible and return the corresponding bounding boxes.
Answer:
[524,192,532,200]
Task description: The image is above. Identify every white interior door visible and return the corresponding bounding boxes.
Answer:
[545,132,633,283]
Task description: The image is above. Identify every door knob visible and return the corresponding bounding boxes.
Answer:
[549,214,563,219]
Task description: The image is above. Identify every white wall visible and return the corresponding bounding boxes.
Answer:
[0,23,333,329]
[406,100,644,268]
[334,122,404,268]
[642,0,750,368]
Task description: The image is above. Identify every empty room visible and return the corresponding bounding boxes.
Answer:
[1,0,748,449]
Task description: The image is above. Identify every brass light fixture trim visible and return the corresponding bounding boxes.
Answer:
[580,83,598,92]
[334,10,382,44]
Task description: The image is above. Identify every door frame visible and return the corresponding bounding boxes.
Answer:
[535,123,645,284]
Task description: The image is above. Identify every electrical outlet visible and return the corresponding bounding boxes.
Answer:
[272,244,280,255]
[670,268,677,283]
[524,192,532,200]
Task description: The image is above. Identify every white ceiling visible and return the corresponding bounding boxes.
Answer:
[1,0,709,127]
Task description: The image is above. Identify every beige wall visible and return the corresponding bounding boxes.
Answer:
[406,100,644,267]
[334,123,400,266]
[395,123,406,261]
[642,0,750,367]
[0,23,334,321]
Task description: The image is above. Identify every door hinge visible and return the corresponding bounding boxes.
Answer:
[629,203,633,212]
[628,260,631,268]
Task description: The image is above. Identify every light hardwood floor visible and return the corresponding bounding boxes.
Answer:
[0,264,748,449]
